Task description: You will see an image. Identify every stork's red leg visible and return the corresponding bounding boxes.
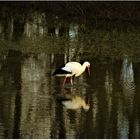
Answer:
[62,77,67,87]
[70,86,74,94]
[70,77,73,86]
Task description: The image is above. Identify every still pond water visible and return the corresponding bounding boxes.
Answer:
[0,27,140,139]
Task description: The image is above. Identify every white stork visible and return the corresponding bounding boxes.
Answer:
[53,61,90,86]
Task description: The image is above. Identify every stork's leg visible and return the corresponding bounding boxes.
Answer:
[62,77,67,87]
[70,77,73,86]
[70,86,74,94]
[62,87,66,95]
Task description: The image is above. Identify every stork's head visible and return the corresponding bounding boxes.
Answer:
[83,61,90,77]
[83,104,90,111]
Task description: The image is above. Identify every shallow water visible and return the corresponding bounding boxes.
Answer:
[0,28,140,139]
[1,2,140,138]
[0,51,140,139]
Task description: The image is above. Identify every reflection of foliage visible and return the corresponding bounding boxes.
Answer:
[0,2,140,40]
[0,2,140,62]
[0,27,140,63]
[0,2,140,24]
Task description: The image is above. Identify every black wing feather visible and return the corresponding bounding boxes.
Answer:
[53,67,72,76]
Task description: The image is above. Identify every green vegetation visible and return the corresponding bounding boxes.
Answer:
[0,27,140,62]
[0,2,140,26]
[0,2,140,62]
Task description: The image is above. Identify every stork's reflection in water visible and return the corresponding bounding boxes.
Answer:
[62,95,90,111]
[57,87,90,111]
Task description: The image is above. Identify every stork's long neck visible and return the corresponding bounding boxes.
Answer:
[82,63,87,71]
[75,62,88,77]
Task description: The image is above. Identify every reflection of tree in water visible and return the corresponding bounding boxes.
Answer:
[121,58,135,120]
[50,97,66,139]
[20,53,53,138]
[0,50,22,138]
[129,62,140,138]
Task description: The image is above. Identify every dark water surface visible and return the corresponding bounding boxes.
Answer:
[0,28,140,139]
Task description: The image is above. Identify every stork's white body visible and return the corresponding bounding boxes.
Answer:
[62,62,88,77]
[53,61,90,86]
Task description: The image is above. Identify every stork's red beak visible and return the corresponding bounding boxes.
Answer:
[88,65,90,78]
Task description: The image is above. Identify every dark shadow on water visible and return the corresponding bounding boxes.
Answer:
[5,50,22,138]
